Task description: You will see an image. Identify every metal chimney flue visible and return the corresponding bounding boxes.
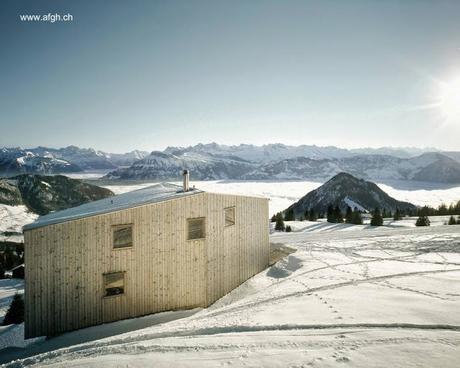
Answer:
[182,170,190,192]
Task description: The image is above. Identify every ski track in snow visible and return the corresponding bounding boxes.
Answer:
[1,179,459,366]
[1,225,460,367]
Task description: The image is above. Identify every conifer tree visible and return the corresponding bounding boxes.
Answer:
[274,213,285,231]
[2,293,24,325]
[345,206,353,224]
[3,249,17,271]
[393,208,402,221]
[270,214,277,222]
[334,206,343,223]
[415,215,430,227]
[326,204,335,223]
[448,215,457,225]
[370,208,383,226]
[307,209,317,222]
[351,209,363,225]
[285,225,292,232]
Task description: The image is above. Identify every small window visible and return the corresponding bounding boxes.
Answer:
[187,218,205,240]
[113,225,132,249]
[103,272,125,297]
[225,207,235,227]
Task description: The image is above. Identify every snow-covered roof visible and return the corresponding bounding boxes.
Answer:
[24,183,204,231]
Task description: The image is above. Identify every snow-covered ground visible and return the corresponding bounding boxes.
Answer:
[0,279,24,323]
[1,225,460,367]
[0,279,25,352]
[0,206,37,235]
[0,205,38,243]
[282,215,456,233]
[104,180,460,216]
[0,179,459,366]
[104,180,321,216]
[65,170,112,180]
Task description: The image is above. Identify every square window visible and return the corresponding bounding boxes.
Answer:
[113,225,132,249]
[103,272,125,297]
[225,207,235,227]
[187,218,205,240]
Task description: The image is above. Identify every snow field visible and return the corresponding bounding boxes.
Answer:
[1,225,458,367]
[0,205,38,241]
[0,179,459,366]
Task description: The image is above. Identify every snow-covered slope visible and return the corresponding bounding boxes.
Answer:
[243,153,460,183]
[1,226,459,367]
[104,151,256,180]
[242,156,343,180]
[165,142,354,163]
[350,146,438,158]
[407,152,460,182]
[443,151,460,164]
[106,151,460,184]
[0,174,114,216]
[0,148,81,175]
[2,146,149,173]
[3,145,460,184]
[102,150,148,167]
[31,146,117,170]
[0,204,38,235]
[285,172,416,216]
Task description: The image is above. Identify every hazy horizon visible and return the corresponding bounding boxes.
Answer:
[1,0,460,152]
[0,141,447,155]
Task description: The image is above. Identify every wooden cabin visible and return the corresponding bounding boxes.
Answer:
[23,173,269,338]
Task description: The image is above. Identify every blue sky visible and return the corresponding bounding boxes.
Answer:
[1,0,460,153]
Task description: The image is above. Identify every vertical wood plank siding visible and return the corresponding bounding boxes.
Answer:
[24,193,269,338]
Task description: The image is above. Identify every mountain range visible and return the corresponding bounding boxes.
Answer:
[105,146,460,184]
[242,152,460,182]
[0,146,149,174]
[0,174,113,215]
[284,172,416,217]
[2,143,460,184]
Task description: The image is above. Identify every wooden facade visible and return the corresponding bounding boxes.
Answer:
[24,192,269,338]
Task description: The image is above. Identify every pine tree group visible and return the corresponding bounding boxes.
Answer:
[326,204,343,223]
[393,208,402,221]
[284,208,295,221]
[415,200,460,217]
[382,208,389,219]
[305,209,318,222]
